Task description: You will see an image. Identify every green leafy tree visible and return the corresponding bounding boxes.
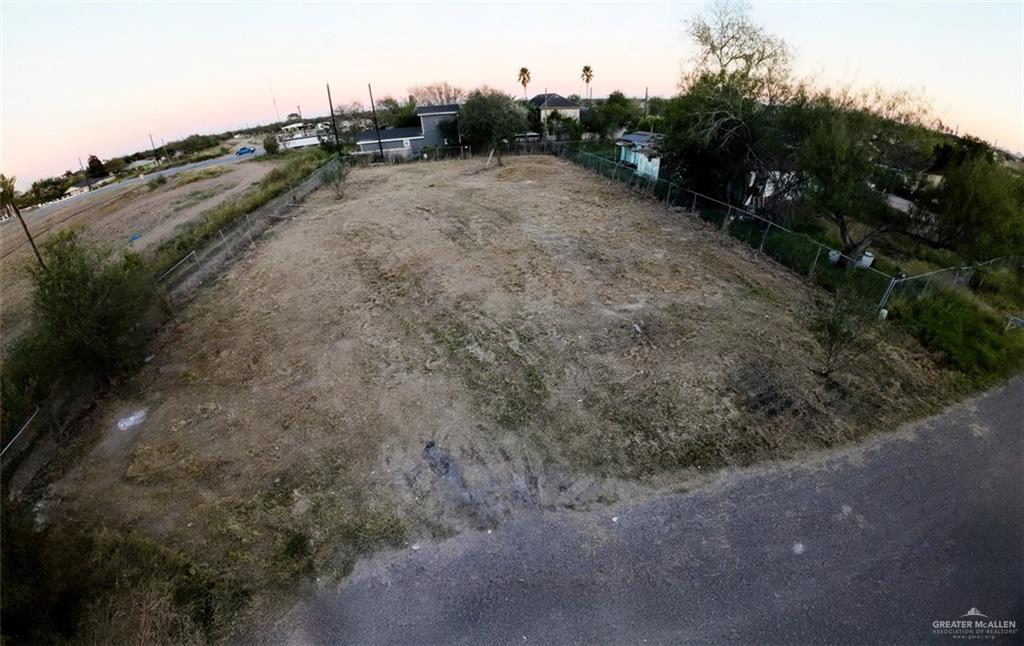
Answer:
[518,67,531,101]
[378,95,419,128]
[262,135,280,155]
[929,157,1024,258]
[28,230,155,377]
[86,155,107,178]
[459,88,528,165]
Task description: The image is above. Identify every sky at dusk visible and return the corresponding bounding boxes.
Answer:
[2,1,1022,190]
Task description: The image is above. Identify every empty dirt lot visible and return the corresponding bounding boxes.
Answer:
[0,160,278,346]
[41,156,948,632]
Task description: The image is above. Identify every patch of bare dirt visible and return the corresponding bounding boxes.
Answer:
[41,156,945,626]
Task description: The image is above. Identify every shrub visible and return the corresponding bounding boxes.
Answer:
[1,231,157,440]
[810,288,885,379]
[319,161,349,199]
[891,288,1024,380]
[147,175,168,190]
[262,135,280,155]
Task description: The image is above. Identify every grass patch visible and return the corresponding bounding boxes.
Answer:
[890,288,1024,384]
[1,502,247,644]
[172,187,223,212]
[432,319,548,429]
[152,148,330,272]
[174,166,228,186]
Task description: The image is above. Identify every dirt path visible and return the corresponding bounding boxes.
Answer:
[38,156,947,630]
[0,161,277,346]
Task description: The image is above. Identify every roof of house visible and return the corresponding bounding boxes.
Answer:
[126,158,156,170]
[616,131,660,146]
[530,93,580,109]
[354,127,424,144]
[414,104,459,116]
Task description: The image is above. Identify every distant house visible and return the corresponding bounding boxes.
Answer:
[615,131,661,180]
[414,104,459,146]
[530,94,581,123]
[354,126,425,158]
[353,104,460,158]
[126,158,157,172]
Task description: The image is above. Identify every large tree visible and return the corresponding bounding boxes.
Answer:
[683,0,793,103]
[377,95,419,128]
[928,156,1024,259]
[458,88,528,165]
[85,155,107,178]
[408,82,465,106]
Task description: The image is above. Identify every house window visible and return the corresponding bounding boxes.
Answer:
[403,139,411,148]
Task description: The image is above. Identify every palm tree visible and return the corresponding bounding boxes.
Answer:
[0,174,45,270]
[581,65,593,101]
[518,67,531,101]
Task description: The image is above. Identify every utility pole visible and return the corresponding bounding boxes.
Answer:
[78,157,93,192]
[149,134,160,163]
[326,83,342,156]
[368,83,385,159]
[268,77,281,122]
[644,87,649,119]
[2,179,46,271]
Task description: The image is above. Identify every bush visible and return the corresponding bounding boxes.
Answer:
[1,231,157,440]
[319,161,349,199]
[147,175,168,190]
[891,288,1024,380]
[262,135,280,155]
[810,288,885,378]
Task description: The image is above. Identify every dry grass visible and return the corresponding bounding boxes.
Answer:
[30,156,953,639]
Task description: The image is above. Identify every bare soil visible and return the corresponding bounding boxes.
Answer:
[40,156,947,631]
[0,160,278,346]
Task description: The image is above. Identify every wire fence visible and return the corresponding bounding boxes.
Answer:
[548,145,900,308]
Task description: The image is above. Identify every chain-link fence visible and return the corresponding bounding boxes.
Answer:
[551,145,900,307]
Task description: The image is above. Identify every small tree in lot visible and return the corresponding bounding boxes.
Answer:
[263,135,280,155]
[459,89,528,166]
[811,289,884,380]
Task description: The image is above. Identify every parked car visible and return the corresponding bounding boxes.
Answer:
[235,146,256,156]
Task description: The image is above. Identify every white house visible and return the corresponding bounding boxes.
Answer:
[530,94,581,123]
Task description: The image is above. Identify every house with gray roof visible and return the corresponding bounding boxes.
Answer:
[354,104,461,158]
[530,93,581,124]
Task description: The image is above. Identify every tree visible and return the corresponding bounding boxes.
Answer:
[928,157,1024,259]
[798,110,893,259]
[377,95,419,128]
[86,155,107,178]
[262,135,280,155]
[811,288,884,380]
[459,88,528,165]
[408,82,465,106]
[683,0,792,104]
[105,158,126,174]
[518,67,531,101]
[581,65,593,101]
[0,174,46,270]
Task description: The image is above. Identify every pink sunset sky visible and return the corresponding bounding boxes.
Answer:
[2,1,1022,190]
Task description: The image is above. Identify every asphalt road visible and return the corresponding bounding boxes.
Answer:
[271,378,1023,645]
[25,147,264,219]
